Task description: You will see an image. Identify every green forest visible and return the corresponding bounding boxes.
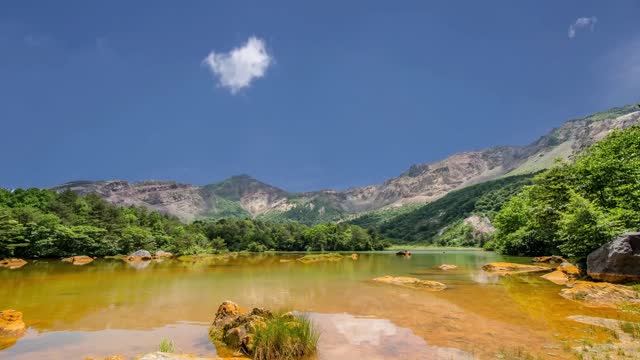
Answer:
[350,173,536,245]
[0,189,389,258]
[490,125,640,260]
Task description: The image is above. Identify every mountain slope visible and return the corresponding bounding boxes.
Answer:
[52,104,640,223]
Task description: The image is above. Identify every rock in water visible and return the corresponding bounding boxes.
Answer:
[0,259,27,270]
[560,281,640,308]
[532,255,567,264]
[62,255,94,265]
[209,301,277,356]
[587,232,640,283]
[154,250,173,259]
[0,310,25,334]
[372,276,447,291]
[130,250,152,259]
[482,262,550,276]
[437,264,458,270]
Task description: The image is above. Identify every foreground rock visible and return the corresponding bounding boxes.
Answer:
[587,232,640,283]
[482,262,550,276]
[532,255,567,264]
[208,301,315,358]
[372,276,447,291]
[0,259,27,269]
[437,264,458,270]
[62,255,94,265]
[560,281,640,308]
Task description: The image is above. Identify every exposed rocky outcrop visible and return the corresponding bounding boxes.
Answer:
[52,109,640,223]
[482,262,551,276]
[372,276,447,291]
[587,232,640,283]
[0,259,27,270]
[560,281,640,308]
[62,255,94,265]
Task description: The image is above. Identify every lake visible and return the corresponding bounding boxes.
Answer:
[0,250,633,359]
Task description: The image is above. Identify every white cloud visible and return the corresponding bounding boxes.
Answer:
[568,16,597,39]
[203,36,272,94]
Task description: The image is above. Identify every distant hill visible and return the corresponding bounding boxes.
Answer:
[52,104,640,224]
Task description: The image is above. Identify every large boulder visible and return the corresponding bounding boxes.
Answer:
[62,255,94,265]
[587,232,640,283]
[130,250,152,259]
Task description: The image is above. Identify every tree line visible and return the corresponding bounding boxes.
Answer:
[0,188,390,258]
[490,125,640,261]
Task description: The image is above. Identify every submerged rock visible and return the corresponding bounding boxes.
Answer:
[296,253,343,263]
[437,264,458,270]
[351,253,359,260]
[396,250,412,256]
[587,232,640,283]
[0,310,25,334]
[372,276,447,291]
[0,309,26,350]
[532,255,568,264]
[559,281,640,308]
[62,255,94,265]
[482,262,550,276]
[0,258,27,270]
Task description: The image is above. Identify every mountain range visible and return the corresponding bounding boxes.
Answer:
[52,104,640,225]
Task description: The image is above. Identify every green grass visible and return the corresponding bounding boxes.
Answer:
[159,338,175,353]
[252,313,319,360]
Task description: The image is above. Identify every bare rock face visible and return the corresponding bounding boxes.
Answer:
[52,110,640,221]
[587,232,640,283]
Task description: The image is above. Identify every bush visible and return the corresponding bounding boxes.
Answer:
[252,314,319,360]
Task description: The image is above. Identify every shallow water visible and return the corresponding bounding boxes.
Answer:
[0,251,637,359]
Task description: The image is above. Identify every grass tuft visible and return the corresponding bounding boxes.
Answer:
[252,313,319,360]
[159,338,175,353]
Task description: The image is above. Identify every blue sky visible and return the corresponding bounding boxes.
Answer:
[1,1,639,191]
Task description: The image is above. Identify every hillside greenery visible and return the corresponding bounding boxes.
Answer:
[358,173,536,245]
[0,189,389,258]
[491,125,640,260]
